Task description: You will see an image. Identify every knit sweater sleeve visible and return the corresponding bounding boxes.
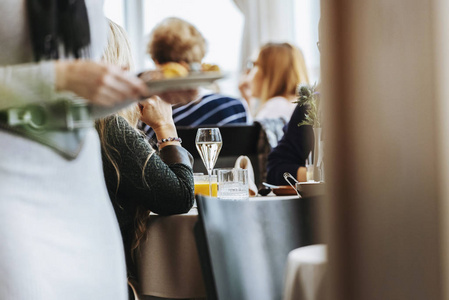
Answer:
[101,116,194,216]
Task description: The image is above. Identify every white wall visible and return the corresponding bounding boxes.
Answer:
[103,0,125,26]
[294,0,321,84]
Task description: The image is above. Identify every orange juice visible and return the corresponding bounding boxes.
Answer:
[194,182,218,197]
[194,174,218,197]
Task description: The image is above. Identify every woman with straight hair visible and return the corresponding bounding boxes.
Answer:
[240,42,310,120]
[97,21,194,298]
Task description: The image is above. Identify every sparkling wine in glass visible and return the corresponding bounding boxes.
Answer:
[195,128,222,196]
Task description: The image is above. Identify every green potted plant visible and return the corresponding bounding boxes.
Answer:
[295,84,324,182]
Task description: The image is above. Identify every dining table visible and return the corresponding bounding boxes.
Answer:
[136,207,206,299]
[283,244,327,300]
[135,195,303,299]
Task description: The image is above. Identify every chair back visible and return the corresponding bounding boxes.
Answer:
[176,124,262,184]
[194,195,318,300]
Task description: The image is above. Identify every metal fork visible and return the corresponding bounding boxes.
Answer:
[283,172,301,198]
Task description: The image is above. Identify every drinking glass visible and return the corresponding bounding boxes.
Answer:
[216,168,249,200]
[195,128,222,196]
[194,174,218,197]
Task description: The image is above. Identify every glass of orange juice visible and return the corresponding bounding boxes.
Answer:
[194,174,218,197]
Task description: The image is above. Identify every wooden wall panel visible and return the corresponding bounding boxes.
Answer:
[321,0,443,298]
[436,0,449,299]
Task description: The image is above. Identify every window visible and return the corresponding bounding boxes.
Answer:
[103,0,320,95]
[103,0,125,27]
[294,0,321,84]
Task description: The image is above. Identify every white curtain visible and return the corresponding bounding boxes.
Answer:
[233,0,296,70]
[124,0,145,71]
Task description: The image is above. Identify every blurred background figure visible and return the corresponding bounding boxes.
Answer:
[237,43,310,186]
[98,20,195,299]
[140,17,249,142]
[265,38,320,185]
[266,103,315,185]
[239,42,309,121]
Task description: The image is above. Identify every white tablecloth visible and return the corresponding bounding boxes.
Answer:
[283,244,327,300]
[136,209,206,299]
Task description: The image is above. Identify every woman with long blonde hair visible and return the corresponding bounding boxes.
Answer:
[240,42,309,120]
[97,20,194,294]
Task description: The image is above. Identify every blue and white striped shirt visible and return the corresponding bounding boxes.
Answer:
[142,93,248,139]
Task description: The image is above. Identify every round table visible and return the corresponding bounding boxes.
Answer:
[136,208,206,299]
[283,244,327,300]
[135,195,303,299]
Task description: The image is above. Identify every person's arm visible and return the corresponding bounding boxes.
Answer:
[297,166,307,182]
[0,60,148,111]
[266,105,314,185]
[139,96,181,148]
[104,116,194,215]
[0,62,58,110]
[55,60,148,107]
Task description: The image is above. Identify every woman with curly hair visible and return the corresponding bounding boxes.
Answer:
[141,17,249,140]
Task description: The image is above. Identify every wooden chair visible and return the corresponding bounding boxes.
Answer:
[193,195,318,300]
[176,124,262,185]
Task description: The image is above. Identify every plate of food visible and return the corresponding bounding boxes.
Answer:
[138,62,226,94]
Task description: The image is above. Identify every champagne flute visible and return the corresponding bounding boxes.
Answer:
[195,128,222,196]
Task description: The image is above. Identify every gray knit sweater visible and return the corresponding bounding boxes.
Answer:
[97,115,195,271]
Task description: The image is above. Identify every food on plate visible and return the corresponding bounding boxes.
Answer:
[160,62,189,78]
[201,63,220,72]
[138,62,187,82]
[138,61,221,82]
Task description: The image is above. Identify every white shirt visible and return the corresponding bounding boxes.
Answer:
[255,96,297,121]
[0,0,107,111]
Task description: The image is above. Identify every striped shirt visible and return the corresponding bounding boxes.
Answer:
[142,93,248,139]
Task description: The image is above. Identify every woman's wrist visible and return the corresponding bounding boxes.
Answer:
[153,123,181,148]
[152,123,176,134]
[156,137,182,147]
[297,166,307,182]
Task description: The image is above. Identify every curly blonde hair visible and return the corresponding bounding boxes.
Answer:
[147,17,207,64]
